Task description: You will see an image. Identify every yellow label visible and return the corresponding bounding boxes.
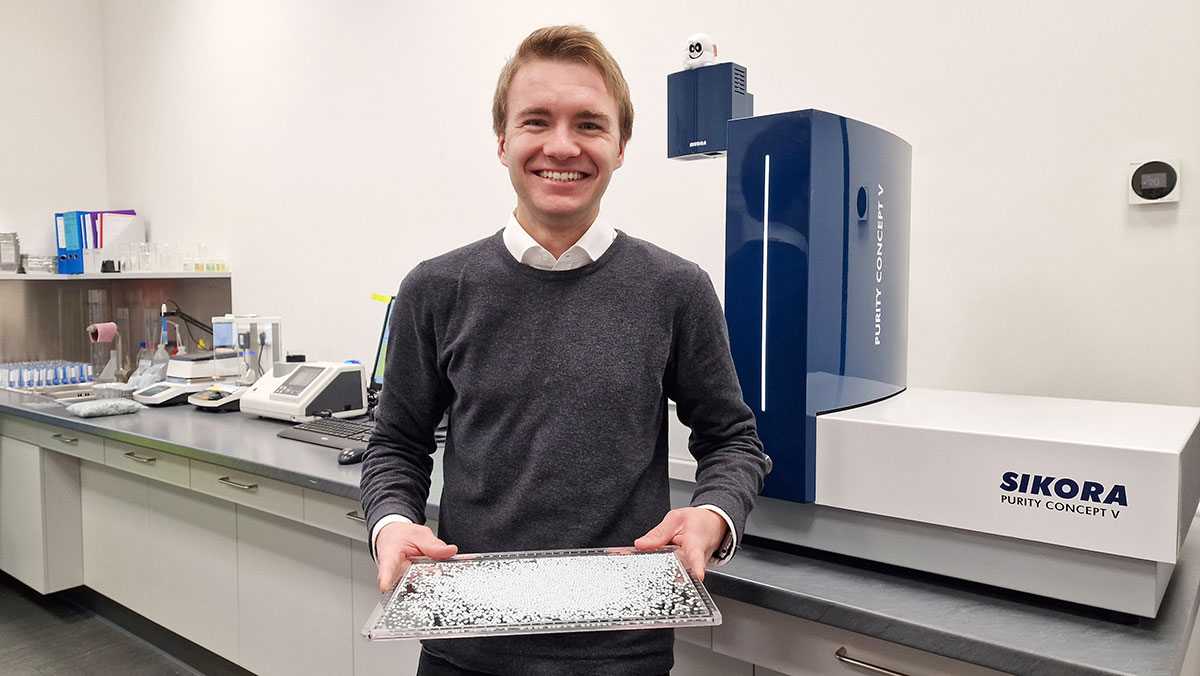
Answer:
[371,293,392,303]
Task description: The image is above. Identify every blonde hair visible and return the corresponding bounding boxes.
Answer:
[492,25,634,146]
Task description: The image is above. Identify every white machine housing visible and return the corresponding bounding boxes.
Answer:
[132,380,211,406]
[133,351,243,405]
[740,387,1200,618]
[211,314,283,384]
[164,350,242,380]
[239,361,367,423]
[187,383,248,411]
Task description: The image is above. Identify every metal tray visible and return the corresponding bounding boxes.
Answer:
[362,546,721,640]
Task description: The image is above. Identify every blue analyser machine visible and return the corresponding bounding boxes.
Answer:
[724,110,913,503]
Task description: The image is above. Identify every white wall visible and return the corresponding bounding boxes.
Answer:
[15,0,1200,406]
[0,0,109,256]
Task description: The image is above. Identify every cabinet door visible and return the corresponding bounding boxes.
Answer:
[672,637,754,676]
[0,436,83,593]
[712,597,1011,676]
[81,462,152,615]
[0,435,45,589]
[351,542,422,675]
[146,480,239,662]
[237,507,354,676]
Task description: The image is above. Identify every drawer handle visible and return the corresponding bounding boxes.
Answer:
[123,451,157,464]
[217,476,258,491]
[51,433,79,444]
[345,511,367,524]
[834,647,912,676]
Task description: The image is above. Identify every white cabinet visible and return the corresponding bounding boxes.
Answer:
[672,636,754,676]
[710,597,1011,676]
[351,541,423,675]
[146,479,239,661]
[80,462,239,661]
[10,415,1027,676]
[81,461,152,614]
[0,434,83,593]
[1,414,105,463]
[236,507,354,676]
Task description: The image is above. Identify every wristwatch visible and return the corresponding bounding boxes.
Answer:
[711,525,736,565]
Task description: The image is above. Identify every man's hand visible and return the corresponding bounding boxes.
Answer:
[634,507,727,581]
[375,521,458,593]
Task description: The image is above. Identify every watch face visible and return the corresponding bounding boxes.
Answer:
[1132,161,1177,200]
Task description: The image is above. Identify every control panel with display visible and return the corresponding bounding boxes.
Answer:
[239,361,368,423]
[1129,159,1181,204]
[133,380,211,406]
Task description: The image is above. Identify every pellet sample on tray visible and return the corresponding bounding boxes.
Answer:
[362,546,721,640]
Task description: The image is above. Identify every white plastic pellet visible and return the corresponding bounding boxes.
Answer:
[363,547,720,640]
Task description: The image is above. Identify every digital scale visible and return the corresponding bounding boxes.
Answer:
[133,380,211,406]
[187,384,248,412]
[132,350,242,406]
[239,361,367,423]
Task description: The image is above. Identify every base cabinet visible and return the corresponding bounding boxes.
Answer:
[81,462,152,614]
[80,462,239,661]
[146,479,239,661]
[237,508,354,676]
[672,635,754,675]
[710,597,1011,676]
[8,420,1035,676]
[0,434,83,594]
[351,540,423,675]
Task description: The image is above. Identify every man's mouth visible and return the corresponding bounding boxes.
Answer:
[535,170,588,182]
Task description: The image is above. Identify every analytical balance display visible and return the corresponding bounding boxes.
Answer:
[239,361,367,423]
[132,380,209,406]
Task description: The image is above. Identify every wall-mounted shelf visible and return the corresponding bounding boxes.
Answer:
[1,274,233,366]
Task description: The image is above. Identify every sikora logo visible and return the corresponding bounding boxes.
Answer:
[999,471,1128,506]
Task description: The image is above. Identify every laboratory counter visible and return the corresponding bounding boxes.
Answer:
[0,388,1197,676]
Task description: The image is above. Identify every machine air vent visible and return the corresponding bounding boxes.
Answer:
[733,65,747,94]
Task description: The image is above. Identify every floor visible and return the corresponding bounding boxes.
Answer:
[0,572,204,676]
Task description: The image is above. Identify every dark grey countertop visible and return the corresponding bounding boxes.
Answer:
[2,389,1197,676]
[0,388,364,499]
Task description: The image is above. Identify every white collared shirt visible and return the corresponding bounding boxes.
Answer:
[502,213,617,271]
[372,214,738,565]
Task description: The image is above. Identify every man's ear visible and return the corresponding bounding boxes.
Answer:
[497,135,508,167]
[615,140,626,170]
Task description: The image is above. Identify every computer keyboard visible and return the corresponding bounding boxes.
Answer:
[278,416,449,452]
[278,417,375,450]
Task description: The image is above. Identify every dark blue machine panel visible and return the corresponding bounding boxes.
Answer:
[725,110,911,503]
[667,62,753,159]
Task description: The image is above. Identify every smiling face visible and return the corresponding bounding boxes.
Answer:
[683,33,715,68]
[498,58,625,235]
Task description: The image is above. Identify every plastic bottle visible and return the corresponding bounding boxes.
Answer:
[148,339,170,382]
[132,342,151,377]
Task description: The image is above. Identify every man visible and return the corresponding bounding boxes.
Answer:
[360,25,770,676]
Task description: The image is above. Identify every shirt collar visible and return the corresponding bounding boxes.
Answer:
[502,214,617,271]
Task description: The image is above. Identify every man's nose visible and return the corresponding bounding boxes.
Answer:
[543,124,581,158]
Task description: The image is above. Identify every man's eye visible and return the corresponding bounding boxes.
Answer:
[580,122,602,131]
[523,119,547,127]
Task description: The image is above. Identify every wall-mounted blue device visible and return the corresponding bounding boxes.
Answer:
[724,110,912,503]
[667,62,753,159]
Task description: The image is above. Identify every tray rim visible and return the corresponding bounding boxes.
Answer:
[362,545,722,641]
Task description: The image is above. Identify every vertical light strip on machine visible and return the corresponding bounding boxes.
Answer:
[760,154,770,412]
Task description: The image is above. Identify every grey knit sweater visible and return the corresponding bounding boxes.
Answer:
[360,230,768,675]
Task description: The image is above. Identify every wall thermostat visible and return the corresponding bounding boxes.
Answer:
[1129,159,1180,204]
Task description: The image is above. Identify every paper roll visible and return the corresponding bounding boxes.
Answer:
[87,322,119,343]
